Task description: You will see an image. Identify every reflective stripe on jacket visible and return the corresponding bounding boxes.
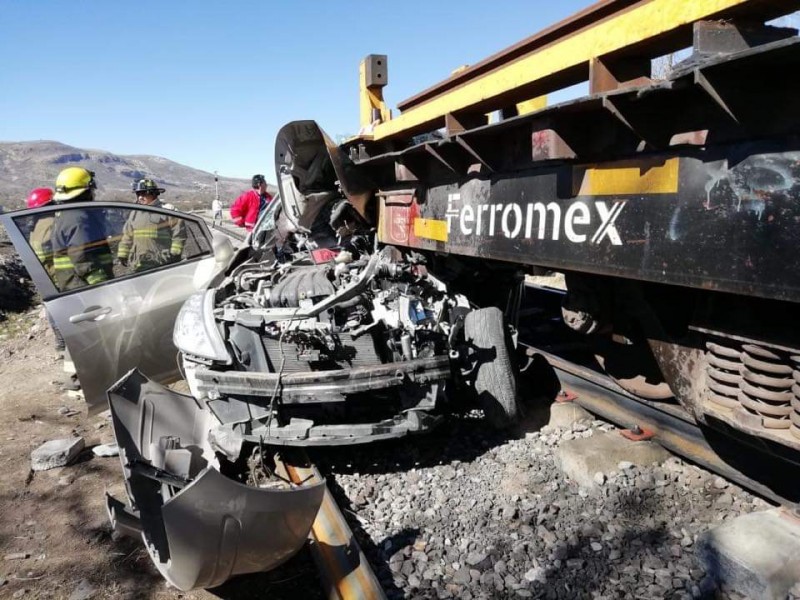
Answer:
[51,209,114,290]
[117,200,186,269]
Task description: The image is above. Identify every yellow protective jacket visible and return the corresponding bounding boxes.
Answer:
[30,215,55,278]
[117,201,186,271]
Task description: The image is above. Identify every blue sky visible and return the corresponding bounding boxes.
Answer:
[0,0,597,180]
[2,2,797,181]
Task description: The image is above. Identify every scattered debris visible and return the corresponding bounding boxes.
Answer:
[91,443,118,458]
[68,578,97,600]
[4,552,30,561]
[30,437,84,471]
[0,255,34,322]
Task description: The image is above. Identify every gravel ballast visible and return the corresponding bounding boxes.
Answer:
[313,409,773,599]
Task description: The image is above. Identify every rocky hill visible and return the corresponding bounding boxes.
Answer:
[0,141,276,212]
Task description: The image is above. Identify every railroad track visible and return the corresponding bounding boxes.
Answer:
[519,342,800,506]
[518,283,800,508]
[193,211,247,242]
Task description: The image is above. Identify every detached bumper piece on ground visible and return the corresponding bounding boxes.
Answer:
[105,369,325,591]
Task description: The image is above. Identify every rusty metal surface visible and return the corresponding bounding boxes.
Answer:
[286,458,387,600]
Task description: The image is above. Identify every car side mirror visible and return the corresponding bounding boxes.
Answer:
[211,232,234,265]
[255,230,268,246]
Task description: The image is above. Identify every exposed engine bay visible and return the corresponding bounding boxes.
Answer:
[222,244,467,372]
[182,241,471,446]
[173,120,520,446]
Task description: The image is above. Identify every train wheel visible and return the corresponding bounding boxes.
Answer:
[465,307,521,427]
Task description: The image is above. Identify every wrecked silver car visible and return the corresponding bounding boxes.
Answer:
[1,179,330,590]
[0,120,519,590]
[173,121,521,447]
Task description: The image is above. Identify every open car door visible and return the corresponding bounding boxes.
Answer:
[4,201,326,590]
[0,201,231,413]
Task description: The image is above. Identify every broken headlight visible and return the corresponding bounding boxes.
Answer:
[173,290,232,363]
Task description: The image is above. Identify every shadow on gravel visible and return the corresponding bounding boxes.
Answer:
[310,412,513,478]
[323,475,413,598]
[309,356,562,479]
[207,548,324,600]
[528,487,715,600]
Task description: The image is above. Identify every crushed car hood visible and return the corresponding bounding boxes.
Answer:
[274,120,374,230]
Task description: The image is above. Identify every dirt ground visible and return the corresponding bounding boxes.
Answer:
[0,305,321,600]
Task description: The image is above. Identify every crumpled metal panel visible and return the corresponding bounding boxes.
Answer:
[107,369,325,591]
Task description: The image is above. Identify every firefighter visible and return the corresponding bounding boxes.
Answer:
[51,167,114,291]
[26,187,65,352]
[27,188,56,276]
[117,179,186,271]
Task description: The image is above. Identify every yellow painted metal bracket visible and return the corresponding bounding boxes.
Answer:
[359,55,390,129]
[359,0,797,142]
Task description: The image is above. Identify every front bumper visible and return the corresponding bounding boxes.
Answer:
[106,370,325,591]
[193,355,451,445]
[194,355,452,400]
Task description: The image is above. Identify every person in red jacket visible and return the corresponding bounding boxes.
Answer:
[230,174,272,231]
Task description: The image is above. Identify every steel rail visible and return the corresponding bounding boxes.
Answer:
[285,455,387,600]
[522,343,800,506]
[198,212,247,242]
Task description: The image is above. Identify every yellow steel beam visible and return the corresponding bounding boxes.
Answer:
[364,0,782,142]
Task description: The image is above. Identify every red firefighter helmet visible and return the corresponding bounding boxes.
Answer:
[26,188,54,209]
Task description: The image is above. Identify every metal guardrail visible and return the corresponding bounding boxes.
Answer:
[286,456,387,600]
[196,211,247,242]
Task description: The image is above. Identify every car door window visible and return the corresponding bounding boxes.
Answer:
[12,205,212,294]
[252,196,280,249]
